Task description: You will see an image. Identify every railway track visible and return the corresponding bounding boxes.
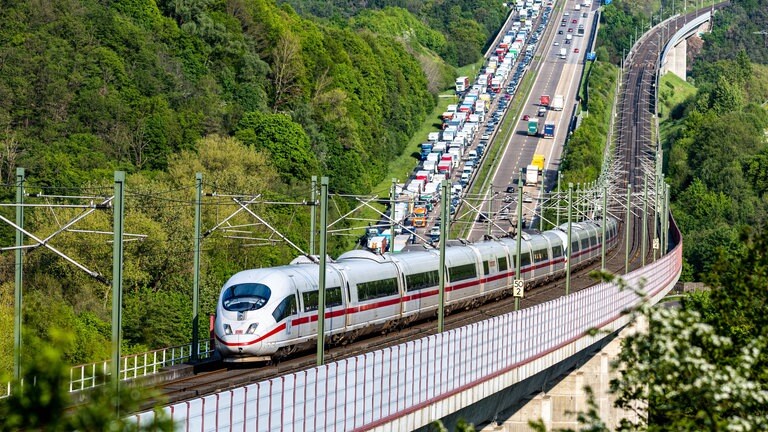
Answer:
[142,7,720,411]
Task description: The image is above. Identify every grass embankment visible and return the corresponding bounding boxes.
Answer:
[370,95,456,198]
[657,72,697,143]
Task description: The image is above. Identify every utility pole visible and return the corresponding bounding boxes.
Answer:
[566,183,573,295]
[192,173,202,361]
[111,171,126,395]
[316,177,329,366]
[13,168,24,383]
[309,176,317,256]
[438,180,450,332]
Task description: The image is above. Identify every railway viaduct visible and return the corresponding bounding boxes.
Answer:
[120,7,721,432]
[481,11,718,431]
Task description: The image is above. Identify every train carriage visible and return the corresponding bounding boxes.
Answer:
[214,217,620,362]
[470,240,513,296]
[394,249,441,320]
[443,245,482,307]
[335,251,403,331]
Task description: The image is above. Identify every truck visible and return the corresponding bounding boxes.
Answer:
[527,119,540,136]
[559,48,567,59]
[552,94,564,111]
[420,142,433,160]
[455,76,469,93]
[490,77,502,93]
[531,154,546,172]
[525,165,539,186]
[540,95,551,107]
[543,122,555,138]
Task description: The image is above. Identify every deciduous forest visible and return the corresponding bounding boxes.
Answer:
[0,0,477,373]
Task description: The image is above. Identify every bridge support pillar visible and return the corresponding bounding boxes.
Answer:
[481,324,643,431]
[662,38,687,80]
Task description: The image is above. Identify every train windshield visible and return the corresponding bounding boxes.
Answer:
[222,283,272,312]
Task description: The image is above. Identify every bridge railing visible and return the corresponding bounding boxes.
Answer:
[1,338,215,398]
[130,224,682,431]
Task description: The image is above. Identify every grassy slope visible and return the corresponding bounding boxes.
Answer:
[658,71,697,145]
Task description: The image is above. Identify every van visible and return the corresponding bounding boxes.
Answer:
[460,172,470,185]
[566,34,573,41]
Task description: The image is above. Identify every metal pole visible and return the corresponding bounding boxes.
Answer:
[515,170,524,311]
[664,183,670,253]
[566,183,573,295]
[556,171,561,227]
[539,173,545,230]
[391,178,397,250]
[625,185,632,273]
[642,174,648,267]
[438,180,450,332]
[653,173,660,262]
[111,171,126,393]
[601,185,607,271]
[317,177,329,366]
[192,173,202,361]
[486,184,493,237]
[309,176,317,256]
[13,168,24,383]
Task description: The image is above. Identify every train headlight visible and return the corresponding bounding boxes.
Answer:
[246,323,259,335]
[224,324,233,335]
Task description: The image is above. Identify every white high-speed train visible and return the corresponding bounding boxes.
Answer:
[214,218,619,362]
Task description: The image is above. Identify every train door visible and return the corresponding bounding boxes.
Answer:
[294,270,319,342]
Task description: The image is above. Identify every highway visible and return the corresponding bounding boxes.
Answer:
[466,0,599,240]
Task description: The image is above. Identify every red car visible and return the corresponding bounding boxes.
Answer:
[574,48,580,53]
[572,19,578,23]
[568,28,573,32]
[522,114,530,121]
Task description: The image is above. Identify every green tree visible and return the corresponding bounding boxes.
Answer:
[236,111,319,183]
[0,330,174,431]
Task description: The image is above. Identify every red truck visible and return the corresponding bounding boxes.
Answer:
[540,95,551,107]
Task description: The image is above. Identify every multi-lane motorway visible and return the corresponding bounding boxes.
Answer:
[466,0,599,241]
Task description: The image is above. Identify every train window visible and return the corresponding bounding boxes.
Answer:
[302,287,343,312]
[449,263,477,282]
[552,245,563,258]
[571,240,580,252]
[521,252,531,267]
[498,256,508,272]
[272,295,297,323]
[222,283,271,312]
[483,260,490,275]
[581,238,590,249]
[357,278,398,301]
[406,270,439,291]
[532,248,548,263]
[590,234,597,247]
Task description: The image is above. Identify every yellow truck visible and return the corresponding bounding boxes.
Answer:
[531,154,545,173]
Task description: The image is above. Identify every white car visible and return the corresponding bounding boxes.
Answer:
[554,41,560,46]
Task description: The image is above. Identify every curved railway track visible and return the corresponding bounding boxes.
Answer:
[142,7,720,411]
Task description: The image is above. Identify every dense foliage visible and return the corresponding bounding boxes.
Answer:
[666,59,768,280]
[0,0,445,373]
[277,0,509,67]
[0,330,174,431]
[597,0,768,280]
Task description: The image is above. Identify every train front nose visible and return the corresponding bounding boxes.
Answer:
[214,324,268,361]
[216,335,263,356]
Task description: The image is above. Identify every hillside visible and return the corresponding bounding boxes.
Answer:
[0,0,497,372]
